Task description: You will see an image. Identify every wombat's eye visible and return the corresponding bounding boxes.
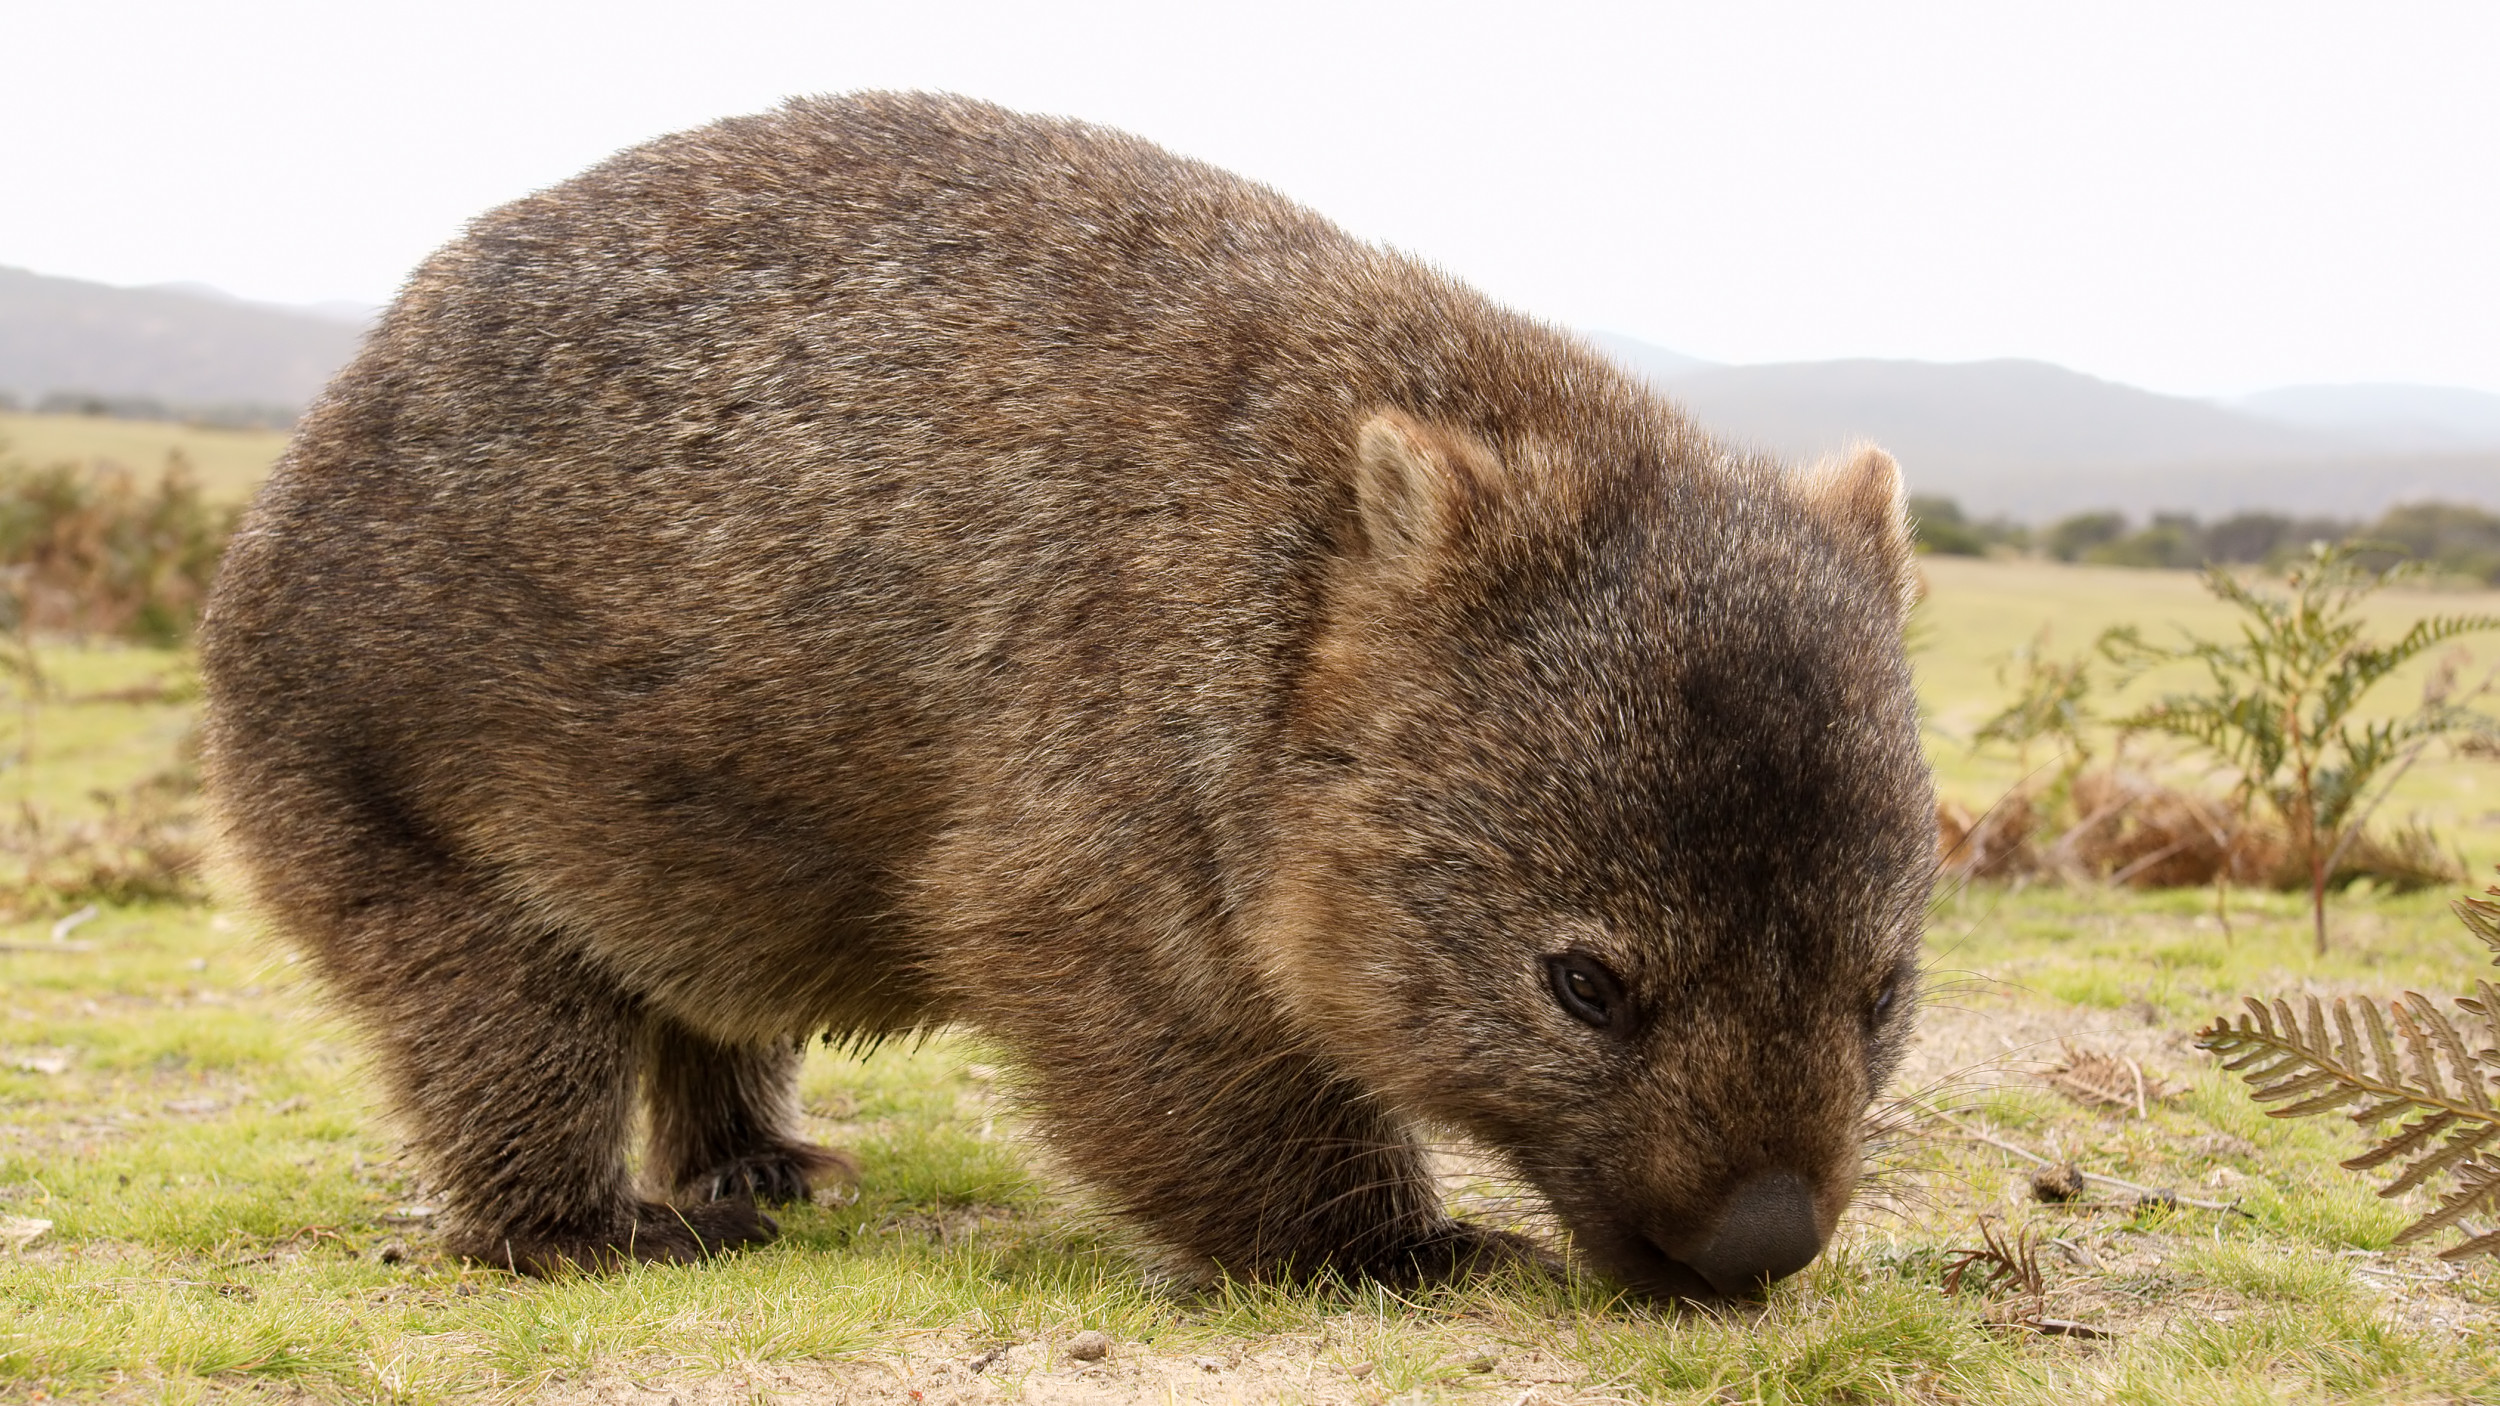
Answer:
[1544,953,1625,1030]
[1870,966,1910,1025]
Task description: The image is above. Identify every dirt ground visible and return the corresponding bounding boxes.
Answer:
[534,1335,1593,1406]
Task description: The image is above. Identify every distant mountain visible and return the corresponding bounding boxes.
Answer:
[1580,332,1717,385]
[5,270,2492,522]
[1591,336,2500,521]
[0,266,369,411]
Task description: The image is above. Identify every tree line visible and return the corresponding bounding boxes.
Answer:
[1911,495,2500,585]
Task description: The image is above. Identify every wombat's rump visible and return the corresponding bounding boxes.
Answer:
[200,92,1935,1294]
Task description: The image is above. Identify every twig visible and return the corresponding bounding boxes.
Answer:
[50,904,98,942]
[1930,1109,2247,1214]
[2016,1316,2111,1339]
[2348,1262,2462,1284]
[0,942,94,954]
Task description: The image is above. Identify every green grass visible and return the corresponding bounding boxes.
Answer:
[0,412,285,506]
[3,575,2499,1400]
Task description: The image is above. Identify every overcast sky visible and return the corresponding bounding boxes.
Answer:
[6,1,2496,397]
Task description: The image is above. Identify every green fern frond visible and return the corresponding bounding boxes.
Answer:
[2200,984,2500,1260]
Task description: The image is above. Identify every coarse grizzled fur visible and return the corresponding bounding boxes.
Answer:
[199,91,1936,1295]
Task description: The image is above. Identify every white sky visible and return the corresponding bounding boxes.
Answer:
[6,1,2496,397]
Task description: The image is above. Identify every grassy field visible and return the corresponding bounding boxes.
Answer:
[0,412,286,505]
[2,436,2499,1400]
[1916,555,2500,873]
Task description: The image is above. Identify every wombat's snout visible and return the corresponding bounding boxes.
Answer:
[1627,1170,1825,1299]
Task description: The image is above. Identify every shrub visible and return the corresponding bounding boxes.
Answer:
[2045,511,2128,562]
[0,448,239,645]
[2102,545,2499,952]
[1907,495,2027,557]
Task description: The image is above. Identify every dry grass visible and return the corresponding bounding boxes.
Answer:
[1938,768,2467,894]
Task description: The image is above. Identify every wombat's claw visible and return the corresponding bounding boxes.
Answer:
[686,1143,857,1206]
[479,1197,780,1276]
[1397,1222,1565,1285]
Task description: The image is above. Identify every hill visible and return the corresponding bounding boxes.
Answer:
[5,267,2493,522]
[0,265,367,413]
[1594,336,2500,520]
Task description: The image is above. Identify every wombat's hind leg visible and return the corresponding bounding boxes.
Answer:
[643,1019,856,1206]
[343,909,777,1276]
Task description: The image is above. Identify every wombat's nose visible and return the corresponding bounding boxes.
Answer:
[1686,1170,1822,1295]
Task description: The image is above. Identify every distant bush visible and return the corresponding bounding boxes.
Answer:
[0,449,240,644]
[30,390,297,432]
[2354,502,2500,585]
[1906,495,2027,556]
[2030,502,2500,582]
[2044,511,2128,562]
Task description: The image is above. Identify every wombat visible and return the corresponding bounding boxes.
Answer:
[199,91,1935,1297]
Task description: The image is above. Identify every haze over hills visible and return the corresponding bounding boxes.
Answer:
[1591,333,2500,520]
[0,265,368,412]
[3,265,2494,522]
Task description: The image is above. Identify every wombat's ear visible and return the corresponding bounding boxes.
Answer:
[1349,410,1506,559]
[1800,445,1919,618]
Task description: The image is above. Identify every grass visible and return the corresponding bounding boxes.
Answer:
[1915,555,2500,875]
[0,413,285,507]
[2,542,2499,1397]
[7,892,2496,1402]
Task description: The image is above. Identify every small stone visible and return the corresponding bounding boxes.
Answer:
[966,1344,1009,1374]
[2030,1162,2086,1202]
[1465,1353,1497,1373]
[1065,1330,1111,1362]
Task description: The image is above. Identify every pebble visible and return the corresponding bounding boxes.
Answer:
[1066,1330,1111,1362]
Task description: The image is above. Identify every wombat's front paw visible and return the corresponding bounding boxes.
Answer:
[681,1142,858,1205]
[467,1198,780,1276]
[1393,1221,1566,1286]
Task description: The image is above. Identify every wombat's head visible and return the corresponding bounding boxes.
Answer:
[1261,405,1934,1299]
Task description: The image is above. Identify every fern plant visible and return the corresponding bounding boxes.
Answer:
[2199,867,2500,1261]
[2103,544,2497,953]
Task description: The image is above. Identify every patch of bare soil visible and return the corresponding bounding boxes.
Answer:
[1889,982,2500,1344]
[537,1333,1597,1406]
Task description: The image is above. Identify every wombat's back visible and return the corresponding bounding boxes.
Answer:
[203,92,1673,1039]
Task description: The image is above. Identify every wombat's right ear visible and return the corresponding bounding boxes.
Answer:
[1800,444,1919,618]
[1350,411,1506,559]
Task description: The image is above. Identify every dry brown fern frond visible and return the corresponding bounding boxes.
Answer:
[2459,874,2500,960]
[2038,1040,2172,1117]
[1942,1216,2044,1304]
[2199,988,2500,1260]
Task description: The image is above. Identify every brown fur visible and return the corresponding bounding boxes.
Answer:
[198,92,1935,1293]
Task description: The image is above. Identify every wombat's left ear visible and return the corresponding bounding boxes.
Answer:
[1349,410,1508,560]
[1800,445,1919,618]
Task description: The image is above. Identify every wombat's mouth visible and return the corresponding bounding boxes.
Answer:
[1576,1228,1722,1300]
[1568,1171,1826,1301]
